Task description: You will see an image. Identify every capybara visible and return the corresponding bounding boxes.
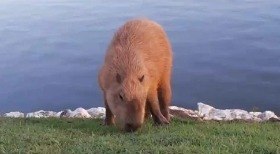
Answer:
[98,18,173,132]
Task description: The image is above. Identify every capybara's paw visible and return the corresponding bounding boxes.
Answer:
[154,114,170,125]
[160,116,170,125]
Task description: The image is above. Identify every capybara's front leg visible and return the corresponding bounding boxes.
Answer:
[147,91,169,125]
[158,79,172,122]
[104,96,114,125]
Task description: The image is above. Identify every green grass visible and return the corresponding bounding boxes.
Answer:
[0,118,279,154]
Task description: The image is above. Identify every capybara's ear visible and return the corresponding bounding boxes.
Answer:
[139,75,145,82]
[116,73,122,83]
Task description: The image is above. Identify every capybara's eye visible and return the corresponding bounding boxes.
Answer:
[139,75,144,82]
[116,73,121,83]
[119,94,124,101]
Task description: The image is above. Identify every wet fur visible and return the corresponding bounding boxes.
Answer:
[98,18,173,131]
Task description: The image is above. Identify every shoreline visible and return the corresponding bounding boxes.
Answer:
[2,103,279,122]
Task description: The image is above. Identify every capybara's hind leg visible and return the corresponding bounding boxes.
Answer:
[158,80,172,121]
[147,90,169,125]
[104,95,114,125]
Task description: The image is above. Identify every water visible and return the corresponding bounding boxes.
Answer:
[0,0,280,114]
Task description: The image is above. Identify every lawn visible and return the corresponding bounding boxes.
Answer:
[0,118,279,153]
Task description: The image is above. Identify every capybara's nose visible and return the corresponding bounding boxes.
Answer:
[124,123,140,132]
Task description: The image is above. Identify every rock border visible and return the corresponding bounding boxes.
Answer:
[2,103,279,122]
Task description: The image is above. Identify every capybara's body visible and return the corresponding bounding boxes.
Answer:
[98,18,173,132]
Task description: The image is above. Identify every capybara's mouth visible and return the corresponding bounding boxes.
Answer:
[124,123,141,132]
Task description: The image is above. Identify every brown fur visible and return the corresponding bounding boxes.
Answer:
[98,18,173,132]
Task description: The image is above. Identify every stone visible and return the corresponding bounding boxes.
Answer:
[197,102,279,122]
[169,106,201,120]
[2,103,278,122]
[4,112,24,118]
[55,111,63,117]
[198,102,214,117]
[198,104,253,121]
[249,112,262,117]
[68,108,91,118]
[87,107,105,119]
[258,111,279,121]
[60,109,72,118]
[26,110,57,118]
[229,109,252,120]
[268,117,280,122]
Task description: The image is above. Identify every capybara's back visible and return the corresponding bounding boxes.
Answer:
[98,18,173,132]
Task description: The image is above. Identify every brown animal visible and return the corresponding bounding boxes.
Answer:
[98,18,173,132]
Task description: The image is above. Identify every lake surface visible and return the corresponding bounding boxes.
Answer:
[0,0,280,114]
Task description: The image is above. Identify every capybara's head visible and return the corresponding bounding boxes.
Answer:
[106,70,149,132]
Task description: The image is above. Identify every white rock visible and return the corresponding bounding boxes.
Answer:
[197,102,279,122]
[169,106,201,120]
[230,109,252,120]
[198,103,253,121]
[69,108,91,118]
[258,111,278,121]
[55,111,63,117]
[224,110,235,120]
[208,109,227,121]
[198,103,225,120]
[26,110,57,118]
[169,106,199,116]
[4,112,24,118]
[60,109,72,117]
[198,102,214,117]
[2,104,278,122]
[249,112,262,117]
[87,107,105,119]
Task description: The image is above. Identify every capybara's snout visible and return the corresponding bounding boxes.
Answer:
[124,123,141,132]
[122,102,145,132]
